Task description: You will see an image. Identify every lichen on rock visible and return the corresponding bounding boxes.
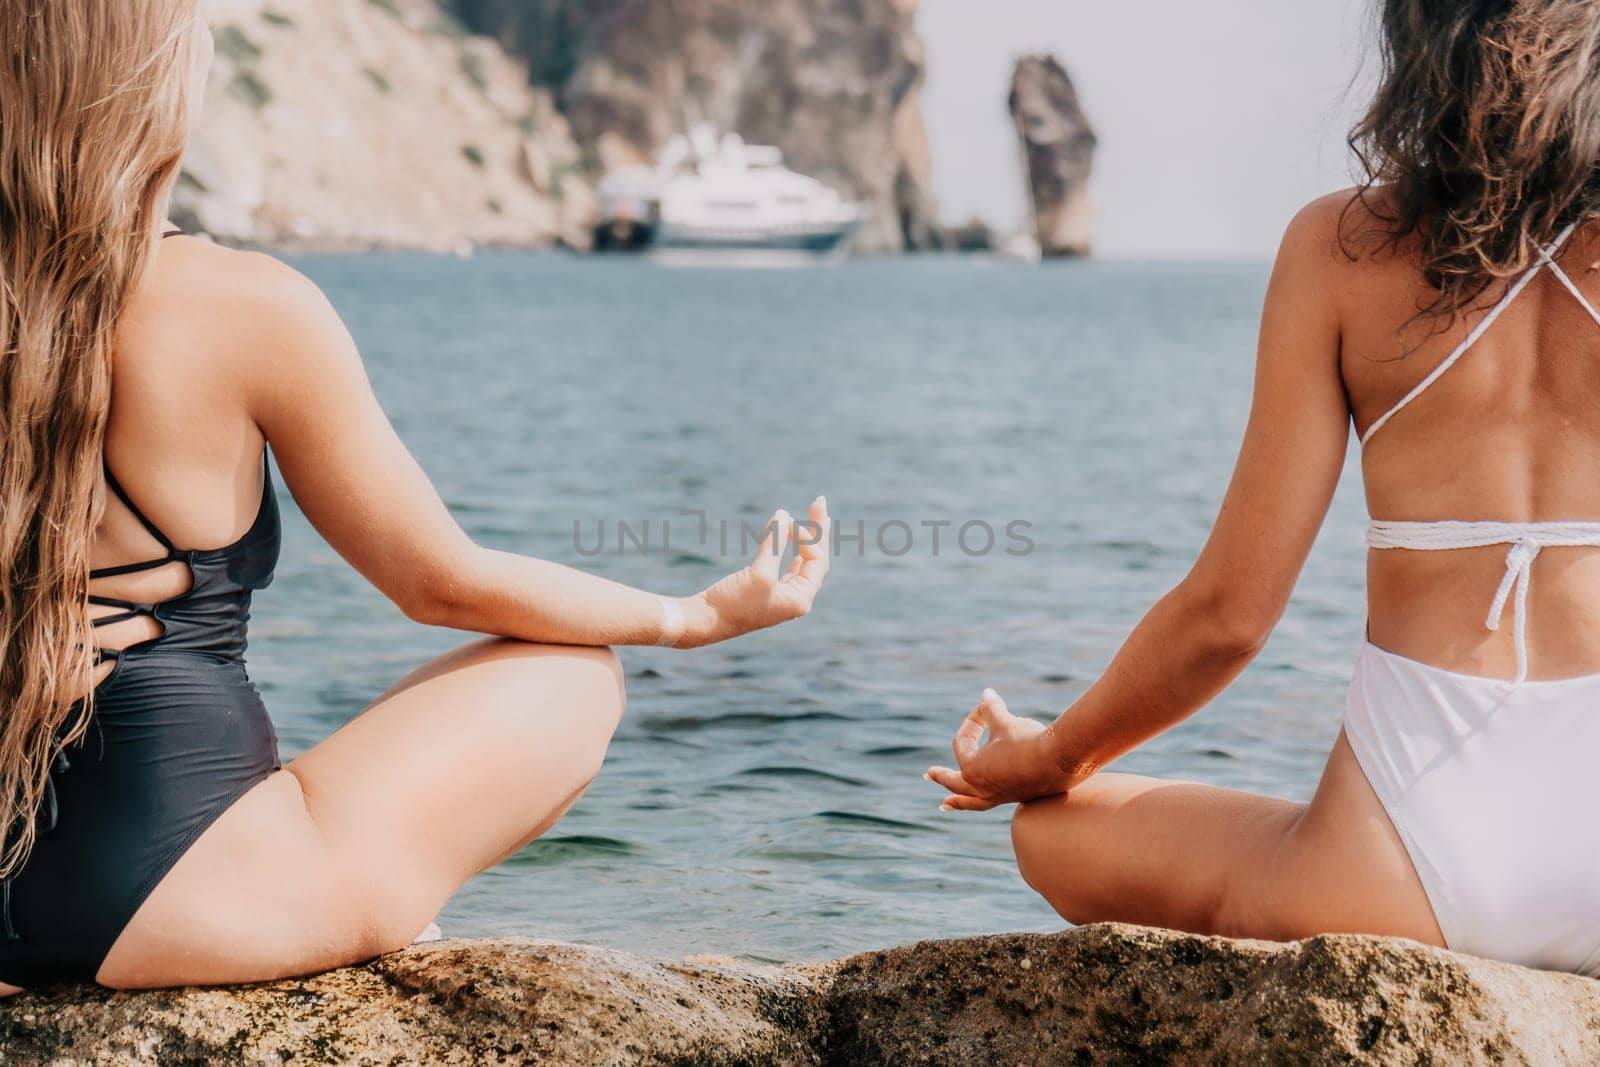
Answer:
[3,924,1598,1065]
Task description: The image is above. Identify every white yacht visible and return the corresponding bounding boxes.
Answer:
[595,126,864,264]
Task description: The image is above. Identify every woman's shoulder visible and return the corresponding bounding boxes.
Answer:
[156,236,330,322]
[116,236,362,415]
[1274,186,1423,303]
[1278,187,1401,262]
[146,237,352,371]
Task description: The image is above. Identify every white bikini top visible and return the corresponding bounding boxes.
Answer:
[1364,220,1600,684]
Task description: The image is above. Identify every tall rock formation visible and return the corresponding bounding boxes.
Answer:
[450,0,941,254]
[1009,55,1097,258]
[178,0,595,251]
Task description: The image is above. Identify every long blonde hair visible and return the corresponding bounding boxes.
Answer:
[0,0,199,876]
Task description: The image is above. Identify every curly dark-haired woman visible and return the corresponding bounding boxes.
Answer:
[931,1,1600,974]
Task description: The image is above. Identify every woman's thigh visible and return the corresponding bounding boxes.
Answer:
[1273,727,1446,944]
[1010,729,1445,946]
[95,638,625,989]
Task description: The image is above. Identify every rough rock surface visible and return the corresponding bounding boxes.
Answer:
[1010,54,1098,258]
[180,0,595,251]
[451,0,941,254]
[819,924,1600,1066]
[4,924,1598,1065]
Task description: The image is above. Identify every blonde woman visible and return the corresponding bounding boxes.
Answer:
[0,0,829,992]
[932,1,1600,975]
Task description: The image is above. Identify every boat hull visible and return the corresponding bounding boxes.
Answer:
[652,221,857,254]
[643,220,860,267]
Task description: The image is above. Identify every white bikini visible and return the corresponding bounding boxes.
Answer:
[1343,220,1600,975]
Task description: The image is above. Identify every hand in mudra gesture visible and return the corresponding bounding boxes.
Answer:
[675,496,831,648]
[926,689,1081,811]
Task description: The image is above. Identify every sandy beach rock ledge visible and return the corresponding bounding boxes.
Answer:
[1,923,1596,1064]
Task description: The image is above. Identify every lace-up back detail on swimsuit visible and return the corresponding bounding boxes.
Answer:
[1362,220,1600,685]
[91,457,280,663]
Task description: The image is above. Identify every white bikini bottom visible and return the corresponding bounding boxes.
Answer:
[1344,640,1600,975]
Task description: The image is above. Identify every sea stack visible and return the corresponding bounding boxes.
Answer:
[1009,54,1097,258]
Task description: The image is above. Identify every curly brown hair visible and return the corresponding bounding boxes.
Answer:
[1347,0,1600,321]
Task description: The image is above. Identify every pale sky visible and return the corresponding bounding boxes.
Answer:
[918,1,1374,260]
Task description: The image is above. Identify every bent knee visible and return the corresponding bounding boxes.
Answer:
[488,642,626,782]
[563,644,626,731]
[1011,795,1102,924]
[1010,797,1060,893]
[486,640,627,726]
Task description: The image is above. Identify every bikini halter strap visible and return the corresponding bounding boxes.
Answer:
[101,460,177,554]
[1360,220,1594,447]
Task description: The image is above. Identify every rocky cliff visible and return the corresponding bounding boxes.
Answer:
[1010,54,1097,258]
[178,0,595,251]
[4,924,1598,1065]
[451,0,941,255]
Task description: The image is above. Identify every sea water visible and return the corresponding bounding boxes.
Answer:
[260,251,1369,962]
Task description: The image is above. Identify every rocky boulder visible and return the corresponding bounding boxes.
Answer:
[1009,54,1098,259]
[2,924,1596,1064]
[451,0,941,255]
[181,0,595,252]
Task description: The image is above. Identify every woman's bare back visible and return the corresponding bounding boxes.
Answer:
[99,235,273,560]
[1334,196,1600,680]
[88,234,276,681]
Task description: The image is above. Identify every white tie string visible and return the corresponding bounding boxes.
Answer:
[1368,521,1600,685]
[1484,541,1539,686]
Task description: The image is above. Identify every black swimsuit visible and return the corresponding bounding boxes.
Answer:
[0,452,282,986]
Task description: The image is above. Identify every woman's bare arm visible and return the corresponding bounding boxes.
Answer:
[930,195,1352,808]
[238,255,828,649]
